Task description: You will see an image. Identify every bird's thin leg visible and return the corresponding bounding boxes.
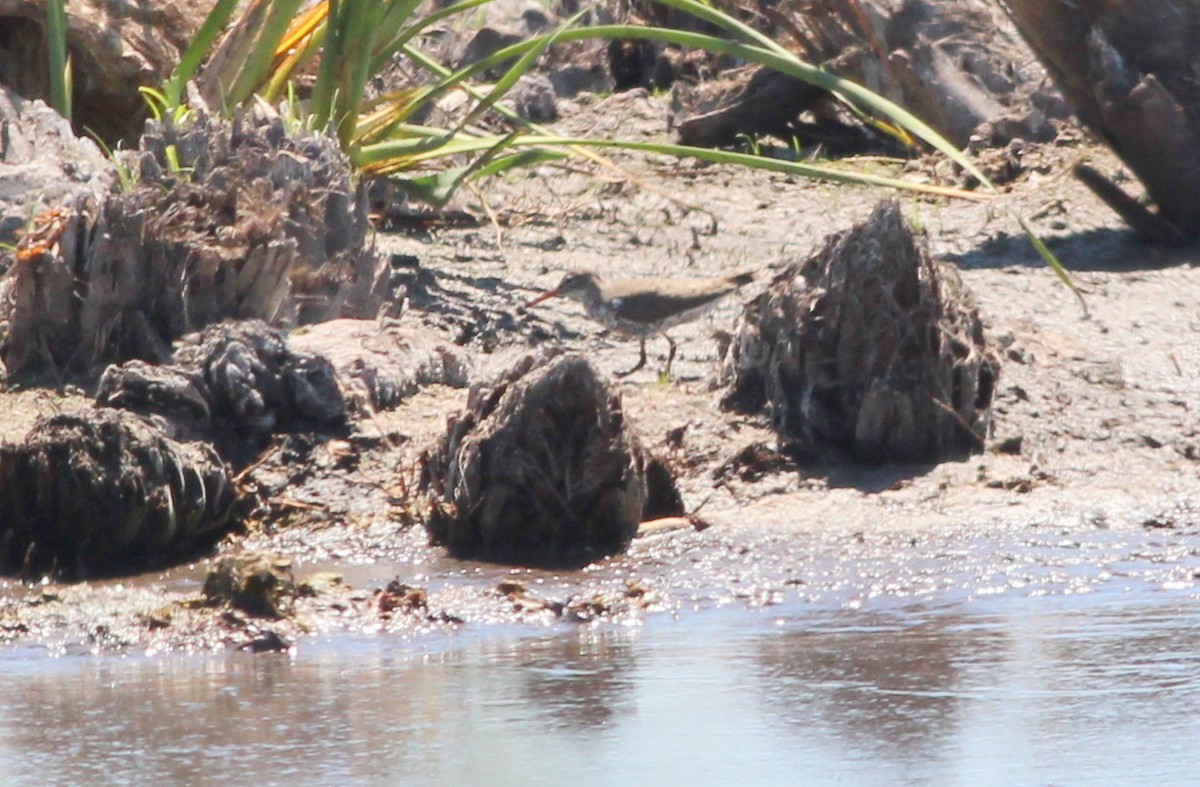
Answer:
[616,337,648,377]
[663,334,677,377]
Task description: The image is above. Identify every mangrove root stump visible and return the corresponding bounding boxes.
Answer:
[722,200,1000,464]
[421,354,651,567]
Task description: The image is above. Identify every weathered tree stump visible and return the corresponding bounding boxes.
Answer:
[421,354,649,567]
[0,108,383,382]
[721,200,999,464]
[0,85,112,244]
[1003,0,1200,242]
[0,409,236,578]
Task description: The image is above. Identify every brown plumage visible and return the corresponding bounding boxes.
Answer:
[526,270,755,376]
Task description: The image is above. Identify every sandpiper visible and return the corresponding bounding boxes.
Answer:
[525,270,755,376]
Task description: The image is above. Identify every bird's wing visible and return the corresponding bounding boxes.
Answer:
[607,286,736,326]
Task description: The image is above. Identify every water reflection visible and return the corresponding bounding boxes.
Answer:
[507,630,637,729]
[3,599,1200,785]
[753,613,1007,766]
[750,600,1200,785]
[1,651,444,784]
[0,629,640,786]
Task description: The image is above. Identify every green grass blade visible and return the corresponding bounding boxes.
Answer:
[168,0,242,107]
[397,149,564,204]
[264,17,327,103]
[1013,212,1087,314]
[395,135,563,205]
[373,0,428,56]
[311,0,342,130]
[370,0,496,75]
[45,0,71,119]
[359,133,985,201]
[429,23,993,190]
[225,0,307,110]
[453,5,590,134]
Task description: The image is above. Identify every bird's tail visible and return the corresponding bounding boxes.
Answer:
[729,271,755,287]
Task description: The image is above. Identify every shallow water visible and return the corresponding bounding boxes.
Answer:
[4,547,1200,786]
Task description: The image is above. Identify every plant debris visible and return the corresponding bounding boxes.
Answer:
[0,409,236,578]
[420,353,652,566]
[202,552,297,620]
[721,200,1001,463]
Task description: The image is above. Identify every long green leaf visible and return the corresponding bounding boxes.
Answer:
[396,137,562,205]
[45,0,71,119]
[264,17,327,103]
[369,0,496,76]
[359,133,986,200]
[1013,212,1087,313]
[225,0,306,110]
[335,1,387,146]
[310,0,341,129]
[440,24,995,189]
[454,5,590,134]
[167,0,242,108]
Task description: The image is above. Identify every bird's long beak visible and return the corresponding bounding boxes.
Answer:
[525,288,559,308]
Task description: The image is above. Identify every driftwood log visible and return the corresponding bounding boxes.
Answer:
[1003,0,1200,243]
[722,200,999,464]
[0,409,236,578]
[0,108,383,381]
[421,354,651,567]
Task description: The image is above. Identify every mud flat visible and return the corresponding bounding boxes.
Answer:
[0,83,1198,654]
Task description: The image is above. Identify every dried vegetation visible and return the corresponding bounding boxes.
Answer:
[420,354,650,566]
[0,409,236,577]
[722,201,999,463]
[0,109,382,381]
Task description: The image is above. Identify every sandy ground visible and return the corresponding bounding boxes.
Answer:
[1,89,1198,655]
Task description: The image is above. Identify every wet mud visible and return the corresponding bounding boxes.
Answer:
[1,88,1198,654]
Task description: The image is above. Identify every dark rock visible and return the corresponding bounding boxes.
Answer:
[673,66,830,150]
[0,0,210,145]
[510,74,558,122]
[455,26,526,79]
[239,630,292,653]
